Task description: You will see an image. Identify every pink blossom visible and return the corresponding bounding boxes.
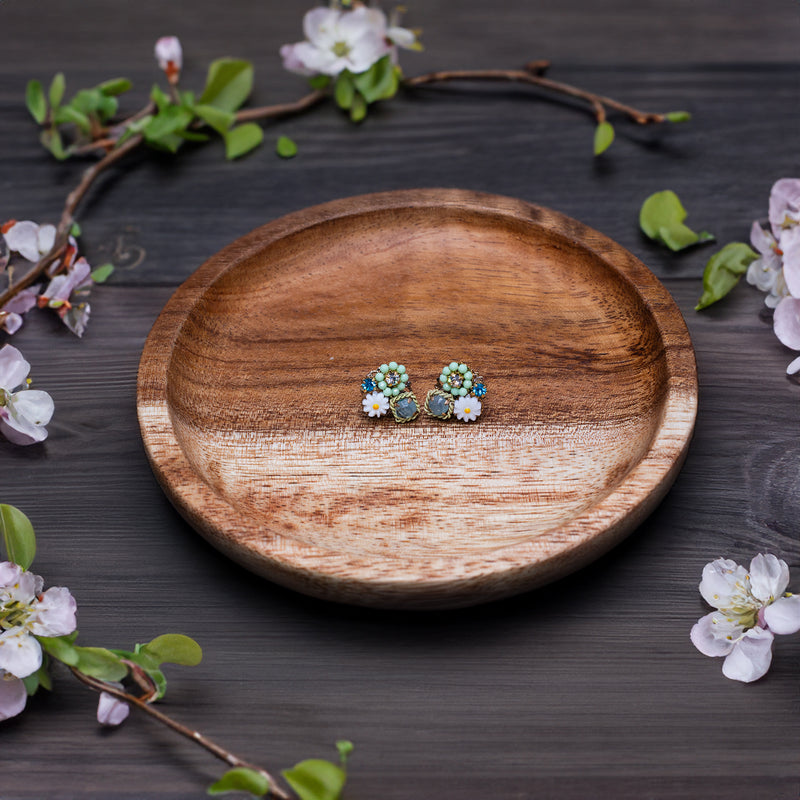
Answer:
[2,221,56,264]
[155,36,182,78]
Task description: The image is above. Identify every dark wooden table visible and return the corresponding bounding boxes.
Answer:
[2,2,799,797]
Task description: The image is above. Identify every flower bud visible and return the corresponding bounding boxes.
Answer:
[154,36,183,81]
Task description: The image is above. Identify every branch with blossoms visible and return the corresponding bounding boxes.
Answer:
[0,503,353,799]
[0,3,690,363]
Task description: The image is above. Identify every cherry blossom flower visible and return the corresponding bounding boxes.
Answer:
[0,344,55,445]
[97,686,130,726]
[691,554,800,682]
[2,220,56,264]
[155,36,182,82]
[1,285,40,335]
[362,390,389,417]
[0,561,77,681]
[453,396,481,422]
[281,6,392,77]
[38,257,93,337]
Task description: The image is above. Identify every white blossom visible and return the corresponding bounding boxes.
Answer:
[3,221,56,264]
[155,36,183,74]
[0,562,77,680]
[0,344,55,445]
[691,554,800,682]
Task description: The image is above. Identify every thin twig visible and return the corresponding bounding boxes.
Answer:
[69,667,293,800]
[402,68,665,125]
[235,89,327,123]
[0,134,143,309]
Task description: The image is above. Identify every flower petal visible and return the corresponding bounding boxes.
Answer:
[3,221,41,263]
[787,355,800,376]
[97,690,130,726]
[29,586,77,637]
[0,674,27,721]
[721,627,774,682]
[769,178,800,237]
[154,36,182,71]
[773,296,800,350]
[0,344,30,392]
[763,595,800,635]
[749,553,790,603]
[0,629,42,678]
[690,612,736,657]
[36,224,56,256]
[698,558,747,608]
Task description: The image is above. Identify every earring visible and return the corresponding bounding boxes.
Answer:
[425,361,486,422]
[361,361,421,423]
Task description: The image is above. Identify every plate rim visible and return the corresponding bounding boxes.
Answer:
[137,188,698,608]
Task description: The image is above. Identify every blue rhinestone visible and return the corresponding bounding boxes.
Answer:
[361,378,375,392]
[474,383,487,397]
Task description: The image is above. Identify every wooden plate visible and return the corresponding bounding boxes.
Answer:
[137,189,697,609]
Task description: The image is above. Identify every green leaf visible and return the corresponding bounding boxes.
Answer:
[97,77,132,96]
[695,242,759,310]
[49,73,66,109]
[38,634,80,667]
[208,767,270,797]
[25,80,47,124]
[276,135,298,158]
[73,646,128,681]
[143,105,194,144]
[666,110,691,123]
[308,75,331,90]
[177,130,211,143]
[593,121,615,156]
[90,263,114,283]
[23,664,52,695]
[0,504,36,569]
[282,760,347,800]
[70,222,82,238]
[224,123,263,160]
[40,129,69,160]
[351,56,398,104]
[54,105,92,134]
[334,73,355,110]
[150,84,172,111]
[639,190,713,251]
[349,92,367,123]
[140,634,203,666]
[194,104,235,136]
[335,740,353,768]
[199,59,254,113]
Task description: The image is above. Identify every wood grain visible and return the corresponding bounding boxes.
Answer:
[138,189,697,608]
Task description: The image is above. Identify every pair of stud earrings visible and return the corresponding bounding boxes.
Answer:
[360,360,487,424]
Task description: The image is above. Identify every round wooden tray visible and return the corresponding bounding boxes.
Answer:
[137,189,697,609]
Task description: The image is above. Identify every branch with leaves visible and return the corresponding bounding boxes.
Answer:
[0,502,352,799]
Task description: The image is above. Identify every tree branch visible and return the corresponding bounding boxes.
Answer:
[69,667,293,800]
[402,68,665,125]
[235,89,327,123]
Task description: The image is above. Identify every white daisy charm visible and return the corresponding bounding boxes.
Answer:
[362,391,390,417]
[454,395,481,422]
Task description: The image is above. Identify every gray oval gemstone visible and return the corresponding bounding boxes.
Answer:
[395,397,418,419]
[427,394,450,417]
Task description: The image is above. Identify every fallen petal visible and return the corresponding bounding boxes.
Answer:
[0,344,30,391]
